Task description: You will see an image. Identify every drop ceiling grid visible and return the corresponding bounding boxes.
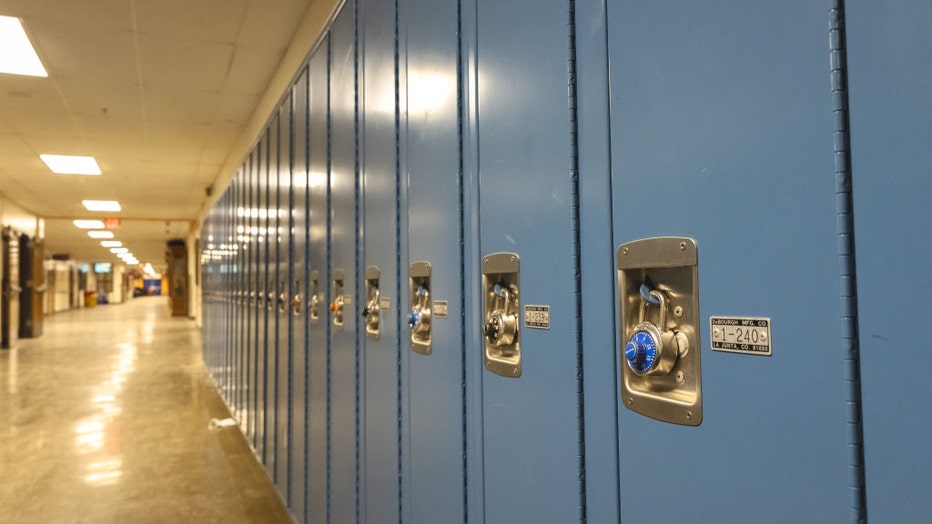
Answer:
[0,0,315,268]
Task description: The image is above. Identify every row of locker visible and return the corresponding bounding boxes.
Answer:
[201,0,931,522]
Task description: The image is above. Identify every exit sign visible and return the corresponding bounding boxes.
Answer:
[104,218,121,229]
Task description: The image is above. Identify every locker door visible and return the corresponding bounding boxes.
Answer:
[465,1,584,521]
[307,41,330,524]
[606,2,854,521]
[257,130,271,463]
[361,0,399,520]
[290,65,310,524]
[246,151,258,445]
[847,1,932,521]
[273,97,293,498]
[399,0,465,520]
[330,5,360,523]
[234,181,242,413]
[218,193,228,402]
[200,220,212,374]
[268,114,281,481]
[224,189,234,405]
[237,165,248,428]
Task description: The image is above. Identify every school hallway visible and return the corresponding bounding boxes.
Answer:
[0,296,291,523]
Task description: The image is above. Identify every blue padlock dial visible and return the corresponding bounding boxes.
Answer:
[626,329,658,375]
[407,310,421,329]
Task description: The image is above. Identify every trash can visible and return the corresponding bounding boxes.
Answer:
[83,290,97,308]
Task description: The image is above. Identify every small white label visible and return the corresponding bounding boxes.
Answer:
[524,305,551,330]
[379,297,390,310]
[710,316,772,356]
[432,300,448,318]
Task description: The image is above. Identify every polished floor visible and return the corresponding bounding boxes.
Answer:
[0,297,292,523]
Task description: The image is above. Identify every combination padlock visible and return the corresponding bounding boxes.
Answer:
[330,295,344,324]
[407,285,431,336]
[291,293,302,315]
[484,284,518,348]
[624,289,687,376]
[309,292,320,319]
[362,286,380,331]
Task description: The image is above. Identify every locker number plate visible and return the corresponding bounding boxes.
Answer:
[710,317,771,356]
[524,305,550,330]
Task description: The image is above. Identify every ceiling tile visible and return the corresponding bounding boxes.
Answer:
[138,35,234,91]
[28,19,137,84]
[134,0,247,43]
[0,76,66,115]
[144,87,220,124]
[238,0,310,47]
[215,92,259,124]
[3,0,133,32]
[223,45,284,95]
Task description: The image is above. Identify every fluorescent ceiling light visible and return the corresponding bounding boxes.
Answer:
[82,200,121,212]
[118,254,135,260]
[88,231,114,239]
[100,241,122,248]
[0,16,47,77]
[40,154,101,175]
[74,220,105,229]
[110,248,128,254]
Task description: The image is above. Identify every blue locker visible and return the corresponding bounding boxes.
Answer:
[201,217,213,379]
[275,99,293,498]
[267,113,281,480]
[606,1,853,521]
[237,165,249,430]
[229,172,236,415]
[246,150,258,446]
[574,0,621,521]
[290,64,310,524]
[847,1,932,521]
[219,185,228,404]
[398,0,466,520]
[257,130,270,462]
[329,4,360,522]
[464,0,584,521]
[307,40,330,524]
[361,0,400,520]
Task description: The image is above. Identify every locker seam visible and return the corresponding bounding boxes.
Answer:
[353,1,362,521]
[264,127,271,467]
[325,34,333,524]
[303,66,311,524]
[568,1,588,521]
[828,2,867,522]
[393,0,404,522]
[456,0,468,521]
[287,94,296,509]
[273,113,281,489]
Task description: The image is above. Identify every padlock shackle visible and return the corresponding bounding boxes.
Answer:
[639,289,667,328]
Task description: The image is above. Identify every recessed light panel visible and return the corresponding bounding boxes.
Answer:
[110,248,128,254]
[0,16,47,77]
[40,154,101,175]
[82,200,121,212]
[74,220,105,229]
[88,231,114,239]
[100,241,122,248]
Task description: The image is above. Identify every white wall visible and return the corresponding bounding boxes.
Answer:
[52,261,72,313]
[111,264,125,304]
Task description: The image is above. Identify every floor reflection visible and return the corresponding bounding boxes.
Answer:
[0,297,292,522]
